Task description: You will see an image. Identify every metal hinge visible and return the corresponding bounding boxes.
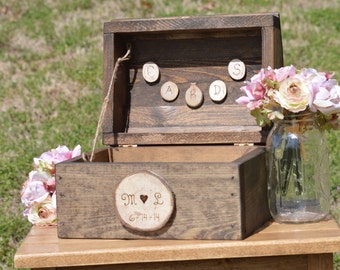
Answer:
[234,143,254,146]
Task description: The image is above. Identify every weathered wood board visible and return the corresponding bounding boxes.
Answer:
[101,13,283,145]
[57,146,269,239]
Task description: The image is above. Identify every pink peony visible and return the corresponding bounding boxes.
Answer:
[34,145,81,167]
[263,66,277,81]
[312,85,340,115]
[236,68,269,109]
[301,68,340,115]
[34,145,81,175]
[21,171,54,207]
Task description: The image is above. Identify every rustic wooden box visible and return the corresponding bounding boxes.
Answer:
[56,13,283,240]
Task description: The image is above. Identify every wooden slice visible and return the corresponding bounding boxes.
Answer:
[114,170,174,232]
[160,81,179,102]
[228,59,246,81]
[209,80,227,102]
[142,62,160,83]
[185,83,204,108]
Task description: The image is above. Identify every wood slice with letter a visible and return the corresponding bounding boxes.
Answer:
[114,170,175,232]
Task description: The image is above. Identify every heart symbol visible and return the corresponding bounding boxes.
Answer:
[140,194,148,204]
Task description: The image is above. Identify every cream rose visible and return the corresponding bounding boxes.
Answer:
[273,76,310,113]
[27,196,57,226]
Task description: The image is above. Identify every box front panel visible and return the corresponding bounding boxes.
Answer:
[57,161,243,239]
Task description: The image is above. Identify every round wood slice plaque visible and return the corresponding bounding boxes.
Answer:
[209,80,227,102]
[160,81,179,102]
[142,62,160,83]
[185,83,203,108]
[114,171,175,232]
[228,59,246,81]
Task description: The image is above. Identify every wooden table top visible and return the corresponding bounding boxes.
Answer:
[15,219,340,269]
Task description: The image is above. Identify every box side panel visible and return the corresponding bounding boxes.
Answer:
[239,149,271,238]
[56,161,243,240]
[103,33,114,135]
[103,33,130,136]
[261,25,283,68]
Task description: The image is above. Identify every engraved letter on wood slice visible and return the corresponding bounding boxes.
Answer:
[160,81,179,102]
[209,80,227,102]
[142,62,160,83]
[114,170,175,232]
[185,83,204,108]
[228,59,246,81]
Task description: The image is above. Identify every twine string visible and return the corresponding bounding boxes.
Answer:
[83,44,131,162]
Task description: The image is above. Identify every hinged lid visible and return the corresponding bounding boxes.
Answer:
[102,13,283,146]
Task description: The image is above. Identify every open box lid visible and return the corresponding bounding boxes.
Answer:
[102,13,283,146]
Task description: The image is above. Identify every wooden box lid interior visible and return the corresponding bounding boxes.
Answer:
[102,13,283,146]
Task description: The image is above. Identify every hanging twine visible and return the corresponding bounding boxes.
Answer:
[83,45,131,162]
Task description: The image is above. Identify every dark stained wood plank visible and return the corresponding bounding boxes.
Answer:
[104,13,281,33]
[102,14,282,146]
[56,147,268,240]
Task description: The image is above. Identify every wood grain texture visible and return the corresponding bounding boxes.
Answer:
[308,254,334,270]
[109,145,262,163]
[30,255,323,270]
[56,146,269,240]
[101,13,283,146]
[103,13,281,33]
[14,219,340,269]
[103,128,268,145]
[114,170,175,232]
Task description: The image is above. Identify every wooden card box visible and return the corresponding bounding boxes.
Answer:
[56,13,283,240]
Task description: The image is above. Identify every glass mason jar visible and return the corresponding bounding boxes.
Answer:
[266,113,330,223]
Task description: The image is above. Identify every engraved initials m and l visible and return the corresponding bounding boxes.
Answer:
[121,192,164,206]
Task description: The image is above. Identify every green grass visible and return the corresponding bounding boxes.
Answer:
[1,0,340,269]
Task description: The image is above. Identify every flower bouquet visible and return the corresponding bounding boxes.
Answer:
[21,145,81,226]
[236,65,340,223]
[236,65,340,128]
